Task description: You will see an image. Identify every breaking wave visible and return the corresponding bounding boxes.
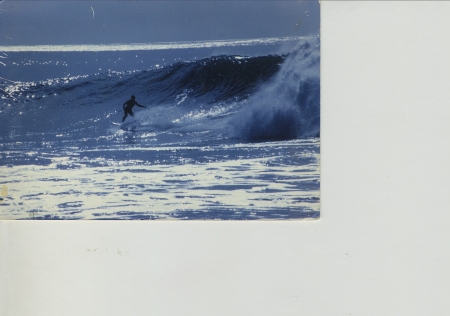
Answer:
[0,37,319,142]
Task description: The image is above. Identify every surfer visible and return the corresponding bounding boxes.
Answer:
[122,95,146,122]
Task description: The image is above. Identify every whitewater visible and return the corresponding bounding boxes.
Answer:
[0,37,320,220]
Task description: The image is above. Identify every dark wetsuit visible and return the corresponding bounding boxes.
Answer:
[122,99,145,122]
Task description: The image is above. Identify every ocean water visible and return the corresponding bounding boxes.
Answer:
[0,37,320,220]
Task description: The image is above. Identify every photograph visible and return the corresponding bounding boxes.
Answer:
[1,1,449,315]
[0,1,320,220]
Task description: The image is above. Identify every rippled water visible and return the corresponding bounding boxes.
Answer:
[0,137,320,220]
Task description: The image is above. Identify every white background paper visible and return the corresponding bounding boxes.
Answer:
[1,1,450,315]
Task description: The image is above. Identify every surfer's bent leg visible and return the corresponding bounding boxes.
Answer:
[122,109,134,122]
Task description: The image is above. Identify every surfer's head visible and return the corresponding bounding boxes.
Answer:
[131,95,135,100]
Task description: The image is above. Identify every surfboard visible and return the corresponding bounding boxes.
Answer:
[110,121,136,131]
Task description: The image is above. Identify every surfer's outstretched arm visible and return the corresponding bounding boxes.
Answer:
[136,102,146,108]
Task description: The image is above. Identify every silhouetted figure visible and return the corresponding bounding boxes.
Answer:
[122,95,146,122]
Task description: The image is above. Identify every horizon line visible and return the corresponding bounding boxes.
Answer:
[0,35,318,52]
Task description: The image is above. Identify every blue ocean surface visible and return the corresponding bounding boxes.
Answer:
[0,37,320,220]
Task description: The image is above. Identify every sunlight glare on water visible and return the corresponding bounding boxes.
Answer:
[0,139,320,220]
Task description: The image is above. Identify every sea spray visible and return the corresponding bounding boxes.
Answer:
[231,39,320,140]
